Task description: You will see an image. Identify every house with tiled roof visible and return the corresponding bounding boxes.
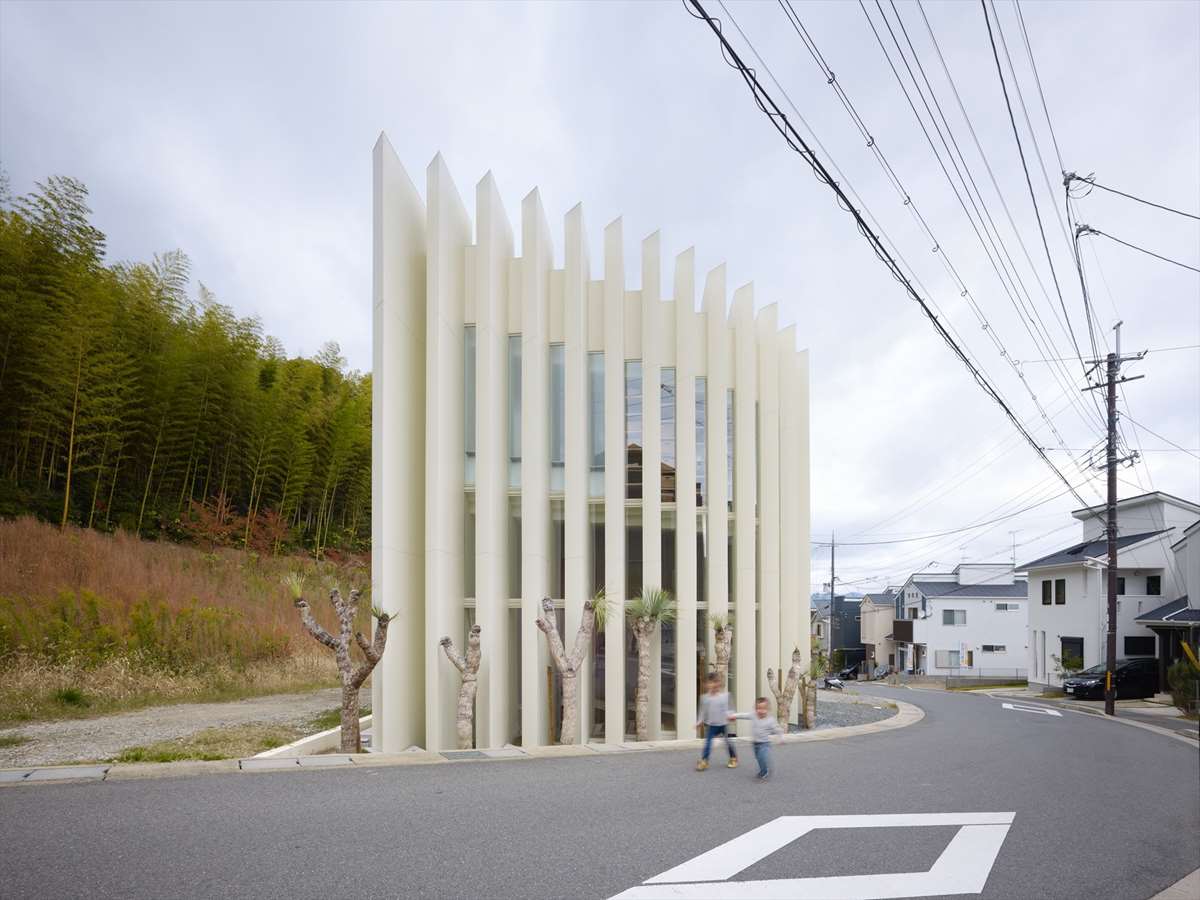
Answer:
[891,564,1028,677]
[1022,491,1200,692]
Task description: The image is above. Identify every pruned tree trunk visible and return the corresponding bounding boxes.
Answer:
[536,597,596,744]
[440,624,482,750]
[714,624,733,689]
[767,647,805,725]
[632,618,656,742]
[293,585,391,753]
[800,676,817,729]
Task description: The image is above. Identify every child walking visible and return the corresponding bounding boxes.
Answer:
[733,697,784,780]
[695,673,737,770]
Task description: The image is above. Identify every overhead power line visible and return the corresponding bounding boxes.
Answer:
[1079,227,1200,275]
[682,0,1105,529]
[1018,344,1200,363]
[1066,173,1200,221]
[812,484,1078,546]
[1119,416,1200,460]
[979,0,1092,376]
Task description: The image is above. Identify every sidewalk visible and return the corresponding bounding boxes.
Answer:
[0,693,924,786]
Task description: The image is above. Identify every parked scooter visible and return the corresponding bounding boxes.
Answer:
[823,673,845,690]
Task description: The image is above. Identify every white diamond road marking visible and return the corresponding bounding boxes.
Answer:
[1002,702,1063,717]
[609,812,1016,900]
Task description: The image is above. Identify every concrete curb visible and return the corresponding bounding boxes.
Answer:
[253,715,372,758]
[0,697,923,786]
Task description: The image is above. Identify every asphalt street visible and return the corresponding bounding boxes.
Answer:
[1,684,1196,900]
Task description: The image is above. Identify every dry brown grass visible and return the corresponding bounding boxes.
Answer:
[0,516,368,642]
[0,651,339,724]
[0,517,368,722]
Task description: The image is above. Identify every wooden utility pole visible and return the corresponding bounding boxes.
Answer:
[1084,322,1144,717]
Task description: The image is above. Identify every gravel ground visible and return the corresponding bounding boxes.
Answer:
[0,688,365,767]
[807,688,898,731]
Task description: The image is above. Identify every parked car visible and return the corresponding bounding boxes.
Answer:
[1062,658,1158,700]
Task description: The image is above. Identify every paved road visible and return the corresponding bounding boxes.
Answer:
[1,684,1196,900]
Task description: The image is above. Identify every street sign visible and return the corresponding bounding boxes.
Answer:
[1001,702,1062,717]
[609,812,1015,899]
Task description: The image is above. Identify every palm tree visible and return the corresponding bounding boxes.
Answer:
[629,587,676,741]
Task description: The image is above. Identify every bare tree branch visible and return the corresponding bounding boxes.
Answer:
[294,599,338,651]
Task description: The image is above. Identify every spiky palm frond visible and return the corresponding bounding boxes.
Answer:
[708,613,728,632]
[591,588,609,630]
[282,571,306,600]
[629,587,676,624]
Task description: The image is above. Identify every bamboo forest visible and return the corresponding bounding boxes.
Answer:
[0,174,372,555]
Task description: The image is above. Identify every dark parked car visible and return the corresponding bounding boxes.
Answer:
[1062,658,1158,700]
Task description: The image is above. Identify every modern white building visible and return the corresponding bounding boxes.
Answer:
[891,564,1028,677]
[370,136,811,753]
[1135,519,1200,689]
[1024,492,1200,692]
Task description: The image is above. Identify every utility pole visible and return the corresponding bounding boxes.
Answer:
[829,533,836,672]
[1084,321,1145,717]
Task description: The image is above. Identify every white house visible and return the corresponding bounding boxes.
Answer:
[1134,517,1200,691]
[1022,491,1200,692]
[860,589,897,673]
[891,564,1028,676]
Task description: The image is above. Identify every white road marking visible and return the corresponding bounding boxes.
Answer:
[610,812,1015,900]
[1002,702,1063,717]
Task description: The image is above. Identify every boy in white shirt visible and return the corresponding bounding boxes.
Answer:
[732,696,784,780]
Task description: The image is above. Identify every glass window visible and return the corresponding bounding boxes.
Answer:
[464,492,475,598]
[550,498,565,599]
[464,326,477,486]
[550,344,565,493]
[662,508,677,595]
[588,352,604,498]
[625,360,642,500]
[1054,578,1066,605]
[625,506,642,600]
[727,523,735,604]
[696,512,707,605]
[695,377,706,507]
[942,609,966,626]
[726,388,734,512]
[661,368,676,502]
[507,496,521,598]
[1124,635,1155,656]
[982,644,1006,653]
[1116,577,1126,595]
[508,335,521,489]
[1041,580,1052,605]
[589,503,605,597]
[1146,575,1161,596]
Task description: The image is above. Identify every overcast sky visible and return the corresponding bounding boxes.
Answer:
[2,0,1197,590]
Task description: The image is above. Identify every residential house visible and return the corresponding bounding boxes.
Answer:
[1022,491,1199,692]
[811,598,831,658]
[860,589,897,673]
[829,595,865,670]
[1134,516,1200,692]
[892,564,1028,676]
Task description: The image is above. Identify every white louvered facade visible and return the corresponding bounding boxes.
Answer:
[371,135,810,752]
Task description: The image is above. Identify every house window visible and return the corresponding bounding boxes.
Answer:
[934,650,960,668]
[996,603,1020,611]
[1041,580,1052,605]
[588,352,604,497]
[1124,636,1155,656]
[982,644,1006,653]
[1146,575,1161,596]
[1116,577,1125,596]
[1054,579,1066,605]
[942,609,966,626]
[549,344,565,492]
[507,335,521,489]
[816,623,823,637]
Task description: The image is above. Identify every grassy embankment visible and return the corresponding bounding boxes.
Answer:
[0,517,370,724]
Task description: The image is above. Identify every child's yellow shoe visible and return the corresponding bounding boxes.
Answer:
[727,758,738,768]
[696,759,708,771]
